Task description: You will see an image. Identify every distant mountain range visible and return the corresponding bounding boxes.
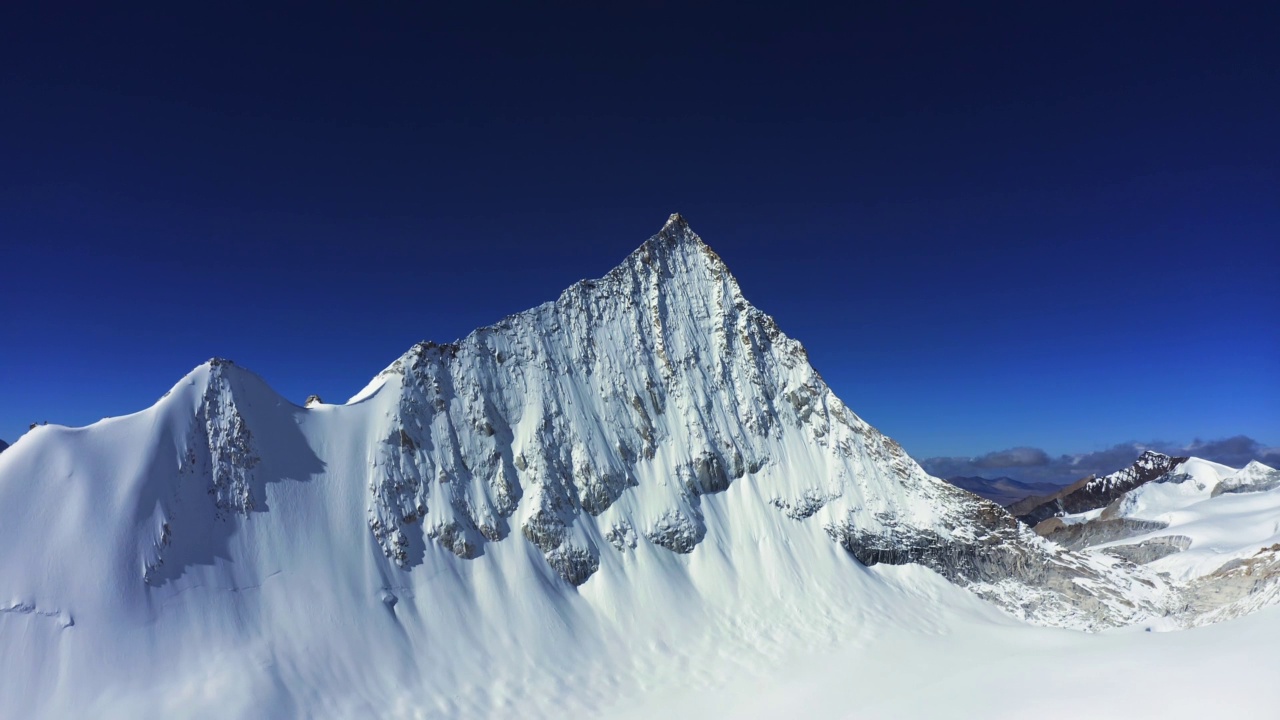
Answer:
[1006,450,1187,525]
[945,475,1065,505]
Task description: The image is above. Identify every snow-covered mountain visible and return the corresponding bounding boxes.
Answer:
[0,215,1274,718]
[1024,452,1280,627]
[1008,450,1189,526]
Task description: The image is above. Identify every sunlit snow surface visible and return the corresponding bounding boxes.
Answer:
[614,595,1280,720]
[1,216,1276,718]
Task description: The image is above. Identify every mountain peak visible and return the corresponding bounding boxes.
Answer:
[588,214,738,305]
[661,211,689,232]
[652,211,701,248]
[1011,449,1187,526]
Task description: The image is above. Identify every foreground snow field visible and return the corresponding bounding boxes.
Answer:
[1,216,1276,718]
[613,590,1280,720]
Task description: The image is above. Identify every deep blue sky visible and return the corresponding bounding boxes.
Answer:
[1,3,1276,460]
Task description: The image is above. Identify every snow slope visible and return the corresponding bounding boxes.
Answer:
[0,215,1271,717]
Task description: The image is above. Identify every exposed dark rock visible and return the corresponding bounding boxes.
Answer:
[771,489,835,520]
[521,509,568,553]
[199,363,261,515]
[828,499,1031,582]
[545,544,600,586]
[1034,516,1170,551]
[428,520,482,559]
[824,499,1154,627]
[1101,535,1192,564]
[577,466,636,516]
[605,522,638,552]
[647,510,705,554]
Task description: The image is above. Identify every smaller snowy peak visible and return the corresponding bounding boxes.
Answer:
[137,357,320,583]
[0,438,7,454]
[197,363,262,515]
[150,358,302,520]
[159,358,285,410]
[1213,461,1280,497]
[1085,450,1184,493]
[618,212,726,275]
[1012,450,1187,527]
[657,211,692,239]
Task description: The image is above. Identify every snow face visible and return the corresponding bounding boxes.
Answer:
[0,214,1272,717]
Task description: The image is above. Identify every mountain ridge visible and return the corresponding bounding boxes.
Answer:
[1010,450,1189,526]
